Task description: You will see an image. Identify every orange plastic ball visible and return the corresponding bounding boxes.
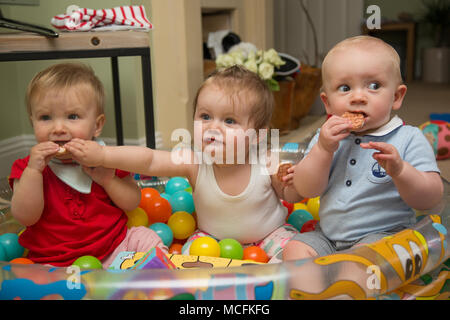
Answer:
[169,243,183,254]
[10,257,34,264]
[139,188,161,208]
[142,197,172,224]
[243,246,269,263]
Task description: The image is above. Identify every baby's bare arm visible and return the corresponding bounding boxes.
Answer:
[11,142,60,226]
[393,164,443,210]
[294,116,352,198]
[360,141,443,210]
[11,169,45,226]
[100,174,141,212]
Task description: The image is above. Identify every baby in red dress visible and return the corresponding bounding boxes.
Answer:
[9,63,165,268]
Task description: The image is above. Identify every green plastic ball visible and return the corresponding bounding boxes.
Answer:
[72,255,103,269]
[219,238,244,260]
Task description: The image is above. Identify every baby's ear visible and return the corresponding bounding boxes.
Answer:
[392,84,407,111]
[320,91,332,115]
[94,114,106,137]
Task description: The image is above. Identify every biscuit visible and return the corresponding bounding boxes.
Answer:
[56,147,67,155]
[342,112,365,130]
[277,162,292,181]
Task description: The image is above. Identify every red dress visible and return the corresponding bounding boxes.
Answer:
[9,156,129,267]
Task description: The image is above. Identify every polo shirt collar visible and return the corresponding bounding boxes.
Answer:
[359,115,404,137]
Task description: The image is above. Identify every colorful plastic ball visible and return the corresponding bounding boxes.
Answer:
[165,177,190,195]
[72,255,103,269]
[219,238,243,260]
[293,202,308,212]
[139,188,161,207]
[168,190,195,214]
[169,243,184,254]
[149,222,174,247]
[307,196,320,220]
[0,233,24,261]
[126,207,149,228]
[143,196,172,224]
[288,209,314,232]
[300,219,318,233]
[0,245,7,261]
[281,200,294,214]
[243,246,269,263]
[10,257,34,264]
[160,192,171,201]
[189,237,221,257]
[167,211,196,240]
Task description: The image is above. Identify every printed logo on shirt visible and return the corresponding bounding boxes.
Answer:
[371,162,386,178]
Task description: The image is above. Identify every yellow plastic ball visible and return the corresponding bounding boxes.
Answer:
[293,203,308,212]
[307,196,320,220]
[126,207,149,228]
[189,237,221,257]
[167,211,196,240]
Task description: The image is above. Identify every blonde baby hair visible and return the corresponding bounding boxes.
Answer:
[26,63,105,116]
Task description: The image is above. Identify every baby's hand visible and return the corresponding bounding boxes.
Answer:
[317,115,352,154]
[28,141,60,172]
[64,138,105,167]
[279,163,295,187]
[360,141,404,177]
[82,165,115,186]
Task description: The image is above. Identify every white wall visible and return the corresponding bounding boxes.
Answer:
[274,0,364,67]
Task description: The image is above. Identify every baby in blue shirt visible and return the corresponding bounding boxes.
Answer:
[283,35,443,261]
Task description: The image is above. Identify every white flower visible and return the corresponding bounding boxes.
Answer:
[263,48,285,67]
[214,47,285,91]
[258,62,274,80]
[244,58,258,73]
[216,53,236,68]
[229,50,245,65]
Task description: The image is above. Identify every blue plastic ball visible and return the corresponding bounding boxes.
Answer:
[160,192,171,201]
[165,177,190,195]
[168,190,195,214]
[0,233,24,261]
[149,222,174,247]
[0,245,7,261]
[287,209,314,232]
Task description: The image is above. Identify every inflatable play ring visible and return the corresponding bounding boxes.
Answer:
[0,146,448,300]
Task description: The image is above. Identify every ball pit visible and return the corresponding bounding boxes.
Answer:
[0,144,449,300]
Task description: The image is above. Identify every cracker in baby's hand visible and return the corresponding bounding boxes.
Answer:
[56,147,67,156]
[342,112,365,130]
[277,162,293,181]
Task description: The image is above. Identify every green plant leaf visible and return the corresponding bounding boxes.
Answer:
[266,78,280,91]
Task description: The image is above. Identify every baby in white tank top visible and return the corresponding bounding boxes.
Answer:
[67,65,303,262]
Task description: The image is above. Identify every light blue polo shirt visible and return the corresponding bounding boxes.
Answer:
[304,116,440,241]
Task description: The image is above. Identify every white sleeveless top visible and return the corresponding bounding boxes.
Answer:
[193,162,287,244]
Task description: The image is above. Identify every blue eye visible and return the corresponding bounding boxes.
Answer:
[225,118,235,125]
[39,115,50,121]
[68,114,79,120]
[338,85,350,92]
[200,114,210,120]
[368,82,380,90]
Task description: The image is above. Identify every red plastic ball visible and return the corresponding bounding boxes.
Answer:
[300,219,318,233]
[169,243,183,254]
[142,197,172,224]
[243,246,269,263]
[281,200,294,214]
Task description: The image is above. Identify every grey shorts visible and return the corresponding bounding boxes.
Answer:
[290,224,406,257]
